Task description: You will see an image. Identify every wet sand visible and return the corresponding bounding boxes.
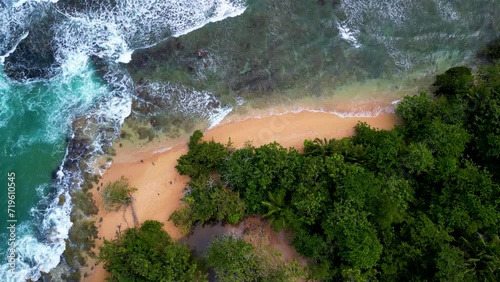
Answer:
[84,109,399,281]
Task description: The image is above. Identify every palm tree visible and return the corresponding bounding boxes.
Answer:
[304,138,335,156]
[262,190,287,231]
[461,234,500,280]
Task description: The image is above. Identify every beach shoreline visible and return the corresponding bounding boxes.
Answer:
[83,102,400,281]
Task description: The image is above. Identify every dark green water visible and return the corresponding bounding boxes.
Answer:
[129,0,499,107]
[0,63,110,279]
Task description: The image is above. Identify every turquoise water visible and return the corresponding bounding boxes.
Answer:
[0,64,107,223]
[0,0,498,280]
[0,63,110,278]
[0,0,248,280]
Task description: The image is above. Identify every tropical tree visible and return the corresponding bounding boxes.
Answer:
[101,176,137,212]
[322,200,383,270]
[98,220,206,281]
[459,234,500,280]
[205,236,304,282]
[433,66,474,98]
[262,190,288,231]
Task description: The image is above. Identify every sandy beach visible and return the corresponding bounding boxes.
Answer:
[83,109,399,281]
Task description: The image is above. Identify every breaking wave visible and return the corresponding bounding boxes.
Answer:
[0,0,246,280]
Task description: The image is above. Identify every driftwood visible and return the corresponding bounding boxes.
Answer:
[128,193,139,227]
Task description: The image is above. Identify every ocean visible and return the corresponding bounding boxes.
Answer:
[0,0,497,280]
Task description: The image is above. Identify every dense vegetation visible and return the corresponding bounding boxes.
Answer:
[171,63,500,281]
[206,236,303,281]
[98,220,206,282]
[97,220,301,282]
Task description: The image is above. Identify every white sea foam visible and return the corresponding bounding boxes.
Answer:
[0,189,72,282]
[144,81,233,128]
[54,0,247,64]
[338,0,490,71]
[153,146,174,154]
[338,0,418,69]
[60,51,89,76]
[172,0,247,38]
[228,100,401,124]
[208,105,233,128]
[0,0,248,280]
[12,0,58,8]
[0,1,45,66]
[0,73,13,128]
[117,50,134,64]
[337,21,361,48]
[435,1,459,21]
[0,31,29,64]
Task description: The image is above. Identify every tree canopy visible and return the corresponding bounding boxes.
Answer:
[205,236,303,282]
[98,220,206,282]
[170,61,500,281]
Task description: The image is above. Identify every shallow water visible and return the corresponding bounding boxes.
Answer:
[0,0,246,280]
[0,0,498,280]
[128,0,498,105]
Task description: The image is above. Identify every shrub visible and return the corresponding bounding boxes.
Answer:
[101,176,137,212]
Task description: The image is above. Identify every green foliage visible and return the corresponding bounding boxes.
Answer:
[171,64,500,281]
[205,236,304,282]
[98,220,206,282]
[101,176,137,212]
[395,92,435,138]
[176,130,228,178]
[482,37,500,63]
[464,65,500,178]
[435,244,473,281]
[169,177,245,234]
[434,66,474,98]
[352,122,406,173]
[188,129,204,150]
[205,236,259,282]
[222,142,299,214]
[323,201,383,270]
[292,228,328,261]
[373,176,413,228]
[420,119,470,180]
[262,190,289,231]
[460,234,500,280]
[403,142,435,174]
[430,162,500,234]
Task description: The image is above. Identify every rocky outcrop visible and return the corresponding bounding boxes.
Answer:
[3,10,59,81]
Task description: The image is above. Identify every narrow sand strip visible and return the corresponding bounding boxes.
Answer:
[84,110,399,281]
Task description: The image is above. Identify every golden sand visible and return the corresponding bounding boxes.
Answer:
[83,109,399,281]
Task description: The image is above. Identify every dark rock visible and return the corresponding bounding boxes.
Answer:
[196,49,208,58]
[61,117,94,173]
[3,30,58,81]
[89,55,109,80]
[3,9,59,81]
[187,61,196,72]
[231,69,273,93]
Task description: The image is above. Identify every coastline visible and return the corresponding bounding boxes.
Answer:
[83,103,400,281]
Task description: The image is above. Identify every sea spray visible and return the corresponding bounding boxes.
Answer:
[138,81,233,129]
[1,0,498,280]
[337,0,496,70]
[54,0,247,63]
[0,0,248,280]
[0,59,112,282]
